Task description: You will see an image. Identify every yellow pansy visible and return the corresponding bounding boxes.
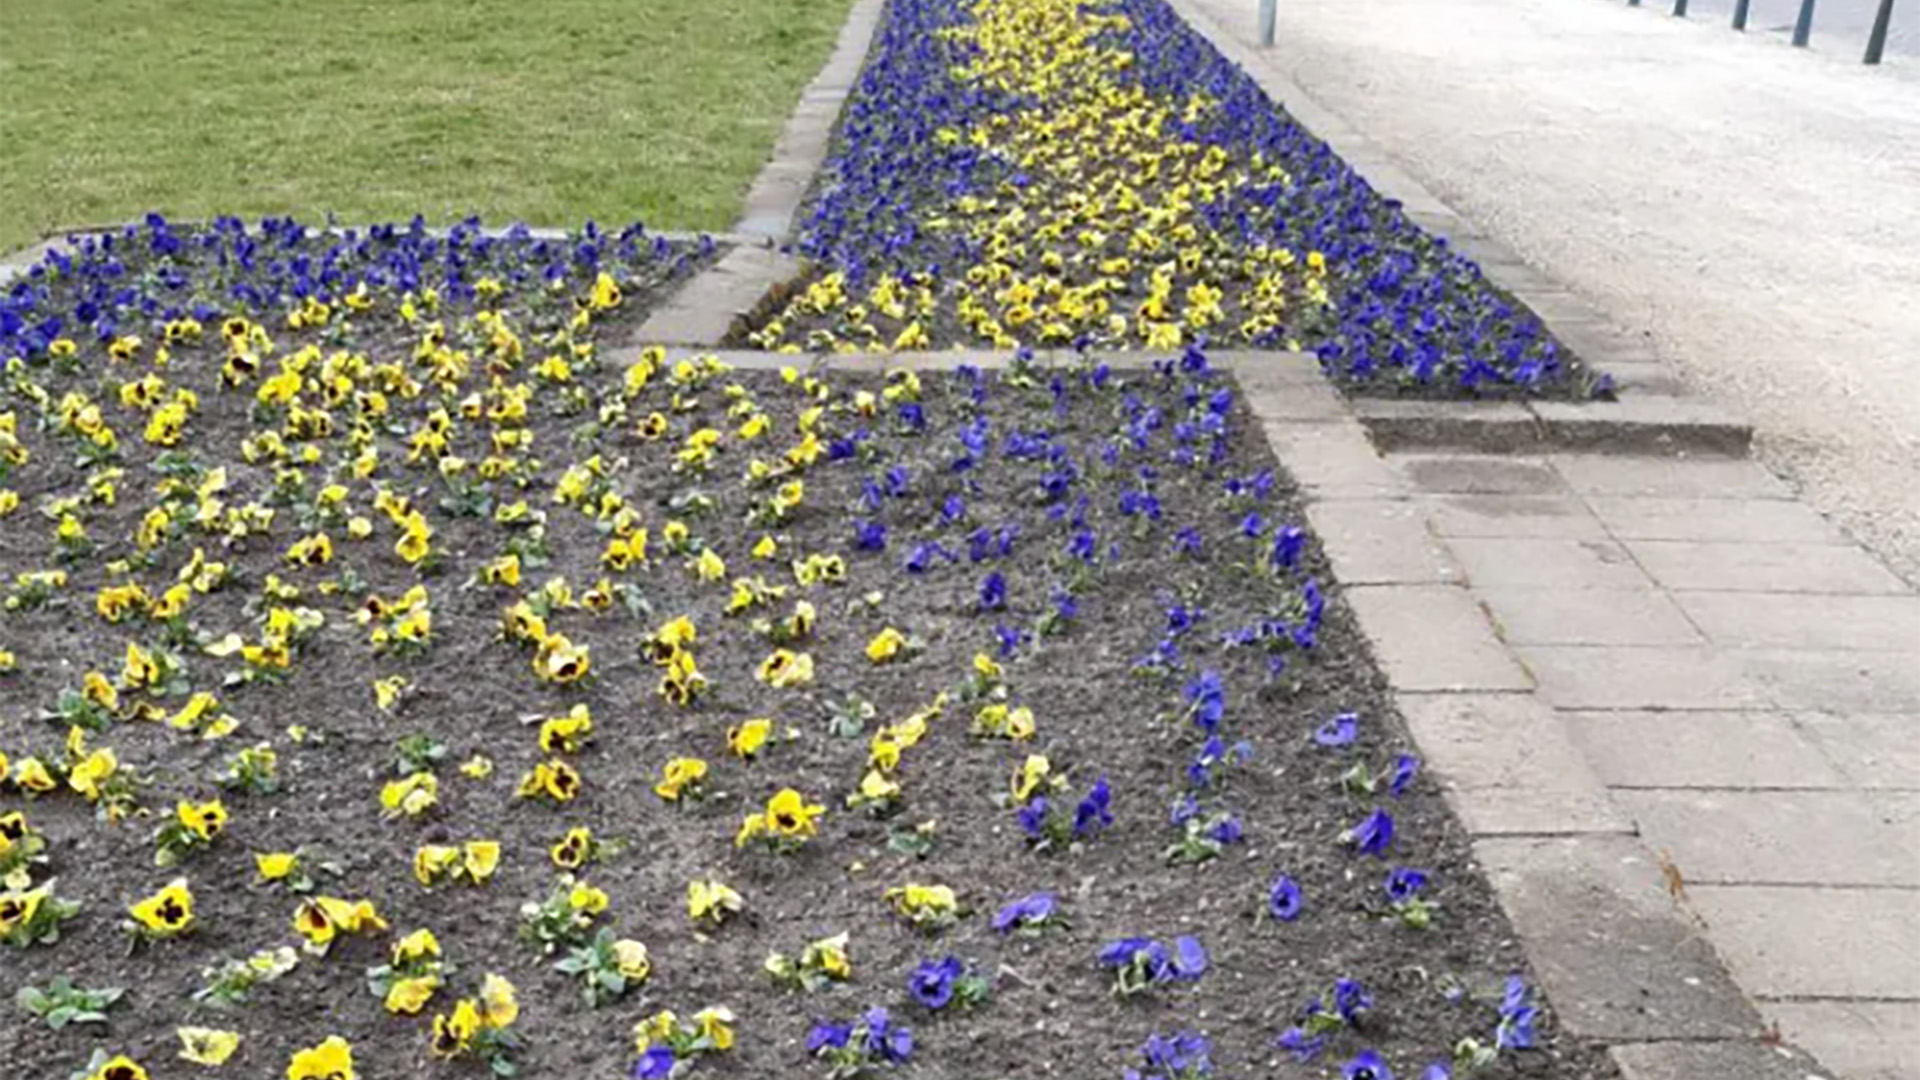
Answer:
[480,973,519,1028]
[695,1006,736,1050]
[568,881,609,915]
[176,1027,241,1065]
[85,1055,150,1080]
[755,648,814,687]
[611,938,652,980]
[726,717,772,760]
[687,878,744,926]
[865,626,909,663]
[255,851,299,882]
[379,772,438,817]
[372,676,408,710]
[394,927,442,963]
[516,759,581,803]
[1013,753,1053,802]
[286,1035,354,1080]
[550,826,595,869]
[128,878,195,937]
[384,975,439,1015]
[653,757,708,802]
[538,704,594,754]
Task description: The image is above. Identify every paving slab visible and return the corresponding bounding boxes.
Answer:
[1794,712,1920,790]
[1520,646,1773,711]
[1398,692,1630,835]
[1552,454,1793,500]
[1563,711,1844,790]
[1420,493,1610,540]
[1303,499,1459,585]
[1392,453,1567,496]
[1478,587,1703,647]
[1623,539,1912,595]
[1258,421,1409,498]
[1609,1040,1834,1080]
[1766,1000,1920,1080]
[1343,584,1532,691]
[1673,592,1920,651]
[1586,496,1848,545]
[1742,649,1920,713]
[1613,789,1920,887]
[1689,885,1920,999]
[1235,376,1348,423]
[1473,835,1764,1041]
[1449,536,1653,589]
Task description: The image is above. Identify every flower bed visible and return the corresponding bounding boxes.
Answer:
[742,0,1605,399]
[0,219,1608,1079]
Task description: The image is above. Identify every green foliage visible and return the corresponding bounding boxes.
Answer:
[0,0,857,251]
[15,977,122,1029]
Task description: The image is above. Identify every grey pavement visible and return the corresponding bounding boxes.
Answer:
[1182,0,1920,593]
[1224,352,1918,1080]
[1419,450,1920,1080]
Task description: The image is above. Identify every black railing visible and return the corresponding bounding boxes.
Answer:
[1660,0,1902,63]
[1256,0,1901,65]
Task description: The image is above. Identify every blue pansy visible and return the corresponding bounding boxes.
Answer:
[1269,874,1304,921]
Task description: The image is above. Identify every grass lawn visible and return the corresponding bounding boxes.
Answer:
[0,0,854,252]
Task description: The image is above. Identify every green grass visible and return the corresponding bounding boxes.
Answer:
[0,0,854,252]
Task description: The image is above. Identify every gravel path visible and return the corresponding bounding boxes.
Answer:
[1187,0,1920,582]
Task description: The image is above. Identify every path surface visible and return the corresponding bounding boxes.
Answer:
[1222,351,1920,1080]
[1185,0,1920,586]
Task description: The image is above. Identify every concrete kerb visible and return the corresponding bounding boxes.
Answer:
[730,0,884,244]
[1353,396,1755,456]
[1157,0,1756,461]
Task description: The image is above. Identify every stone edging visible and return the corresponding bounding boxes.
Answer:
[633,0,886,347]
[731,0,886,241]
[1353,395,1752,456]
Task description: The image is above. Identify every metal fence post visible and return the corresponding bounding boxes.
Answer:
[1792,0,1816,45]
[1864,0,1895,62]
[1732,0,1750,28]
[1259,0,1276,46]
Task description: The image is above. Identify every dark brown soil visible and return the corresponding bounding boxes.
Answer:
[1,255,1613,1078]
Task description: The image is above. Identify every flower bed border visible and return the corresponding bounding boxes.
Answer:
[634,0,1753,458]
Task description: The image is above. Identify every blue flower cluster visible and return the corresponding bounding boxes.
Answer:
[1,214,707,360]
